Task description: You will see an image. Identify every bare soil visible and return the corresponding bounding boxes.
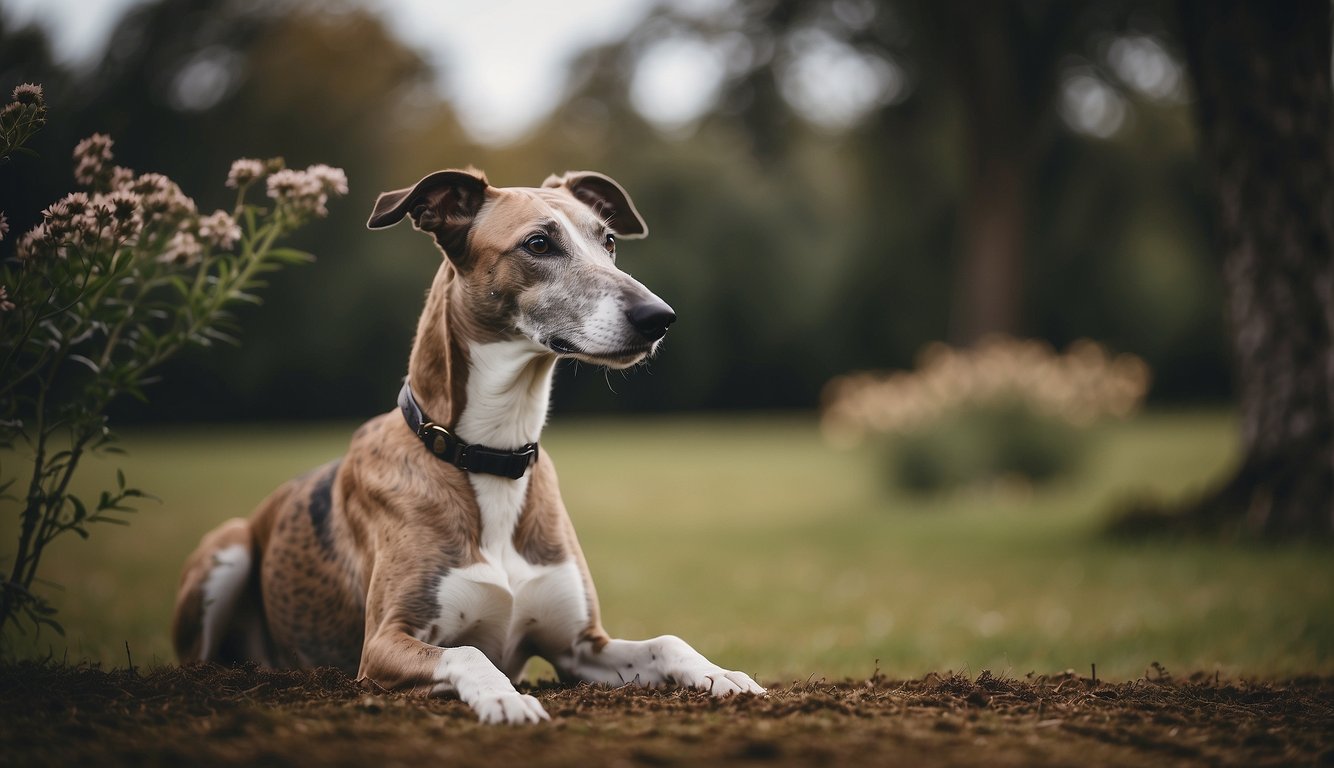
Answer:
[1,662,1331,767]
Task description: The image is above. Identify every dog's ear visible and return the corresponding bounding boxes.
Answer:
[367,168,490,258]
[543,171,647,239]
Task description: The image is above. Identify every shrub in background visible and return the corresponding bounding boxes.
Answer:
[821,336,1151,494]
[0,83,347,649]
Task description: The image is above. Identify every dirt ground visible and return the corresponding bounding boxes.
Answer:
[2,662,1331,767]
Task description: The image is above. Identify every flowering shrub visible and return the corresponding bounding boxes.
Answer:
[0,84,348,645]
[821,336,1151,492]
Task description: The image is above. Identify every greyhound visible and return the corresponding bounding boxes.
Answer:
[172,168,765,724]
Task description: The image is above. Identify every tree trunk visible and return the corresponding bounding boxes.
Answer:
[1179,0,1334,537]
[955,156,1027,343]
[942,1,1052,344]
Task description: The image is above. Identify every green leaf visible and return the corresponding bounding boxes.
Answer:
[166,275,191,297]
[31,600,59,616]
[230,291,264,305]
[68,354,101,374]
[265,247,316,265]
[36,616,66,637]
[203,328,240,345]
[68,495,88,522]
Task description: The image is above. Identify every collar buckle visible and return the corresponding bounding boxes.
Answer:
[419,422,466,466]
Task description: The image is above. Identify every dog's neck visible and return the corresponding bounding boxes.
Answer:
[407,264,556,451]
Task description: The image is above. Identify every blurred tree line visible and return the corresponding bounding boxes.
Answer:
[0,0,1228,422]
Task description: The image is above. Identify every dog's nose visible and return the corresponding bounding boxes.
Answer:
[625,299,676,342]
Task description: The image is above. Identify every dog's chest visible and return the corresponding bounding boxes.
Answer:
[415,473,589,676]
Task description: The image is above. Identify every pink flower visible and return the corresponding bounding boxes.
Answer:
[226,158,266,189]
[17,223,55,261]
[198,210,242,251]
[306,164,349,196]
[267,168,328,217]
[105,191,140,222]
[159,230,202,267]
[41,192,91,239]
[109,166,136,191]
[73,133,115,187]
[134,173,196,226]
[265,165,348,220]
[11,83,43,105]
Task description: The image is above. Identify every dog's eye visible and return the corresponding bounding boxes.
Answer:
[524,235,552,255]
[603,233,616,254]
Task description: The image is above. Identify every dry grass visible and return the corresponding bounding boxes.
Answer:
[2,661,1331,767]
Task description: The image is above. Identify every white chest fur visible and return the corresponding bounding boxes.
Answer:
[421,541,590,679]
[414,340,590,680]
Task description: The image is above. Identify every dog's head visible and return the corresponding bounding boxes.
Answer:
[368,168,674,369]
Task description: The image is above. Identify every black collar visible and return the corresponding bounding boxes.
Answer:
[398,381,538,480]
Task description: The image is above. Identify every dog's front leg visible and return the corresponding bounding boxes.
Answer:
[557,633,765,696]
[359,628,549,724]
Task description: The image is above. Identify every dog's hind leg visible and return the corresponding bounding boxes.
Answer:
[172,518,267,664]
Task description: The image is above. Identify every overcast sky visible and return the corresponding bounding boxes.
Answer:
[0,0,660,144]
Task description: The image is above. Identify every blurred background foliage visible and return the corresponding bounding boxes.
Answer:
[0,0,1228,423]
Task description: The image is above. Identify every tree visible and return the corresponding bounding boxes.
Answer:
[1176,0,1334,536]
[926,2,1073,343]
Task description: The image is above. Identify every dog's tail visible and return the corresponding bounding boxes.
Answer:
[172,517,265,664]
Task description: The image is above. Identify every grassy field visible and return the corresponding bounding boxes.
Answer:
[3,409,1332,683]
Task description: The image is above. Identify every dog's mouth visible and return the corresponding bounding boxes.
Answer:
[546,336,582,355]
[547,336,654,367]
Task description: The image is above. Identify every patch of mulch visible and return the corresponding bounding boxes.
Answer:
[1,661,1331,767]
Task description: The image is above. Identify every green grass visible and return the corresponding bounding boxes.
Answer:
[4,410,1332,682]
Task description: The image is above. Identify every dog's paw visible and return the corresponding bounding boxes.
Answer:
[472,692,550,725]
[681,667,766,697]
[705,669,767,696]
